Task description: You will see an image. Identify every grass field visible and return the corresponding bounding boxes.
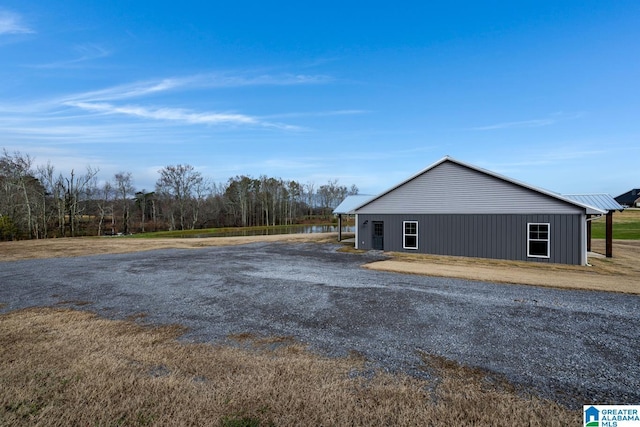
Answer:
[130,223,339,239]
[0,308,579,426]
[591,208,640,239]
[126,220,342,239]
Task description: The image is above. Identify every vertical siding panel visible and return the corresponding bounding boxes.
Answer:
[448,214,452,255]
[435,214,440,254]
[469,215,475,257]
[576,214,582,265]
[499,215,505,259]
[560,214,566,264]
[575,214,581,265]
[362,213,581,265]
[478,215,484,257]
[439,214,445,254]
[491,215,498,258]
[441,214,446,255]
[437,215,442,254]
[478,216,484,257]
[465,215,470,256]
[444,214,449,255]
[449,215,454,255]
[516,215,524,261]
[504,214,511,260]
[465,215,472,257]
[503,215,510,260]
[487,215,498,258]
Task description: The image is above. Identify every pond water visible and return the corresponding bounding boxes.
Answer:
[187,225,355,238]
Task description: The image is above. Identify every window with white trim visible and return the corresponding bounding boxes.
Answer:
[403,221,418,249]
[527,223,550,258]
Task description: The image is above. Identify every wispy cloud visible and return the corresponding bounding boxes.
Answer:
[53,71,337,130]
[470,112,585,131]
[0,10,34,35]
[62,72,332,104]
[201,72,333,87]
[2,70,336,141]
[65,101,302,130]
[470,118,556,131]
[263,109,369,119]
[60,70,331,103]
[60,78,189,103]
[32,43,111,69]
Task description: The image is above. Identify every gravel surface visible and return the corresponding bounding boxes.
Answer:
[1,242,639,408]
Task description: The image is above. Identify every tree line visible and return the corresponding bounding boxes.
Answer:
[0,149,358,240]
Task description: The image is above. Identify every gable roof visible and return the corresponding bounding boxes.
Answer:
[614,188,640,205]
[353,156,607,215]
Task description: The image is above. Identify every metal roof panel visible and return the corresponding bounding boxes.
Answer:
[333,195,375,214]
[563,194,624,212]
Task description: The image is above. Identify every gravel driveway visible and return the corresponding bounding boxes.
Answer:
[1,242,639,408]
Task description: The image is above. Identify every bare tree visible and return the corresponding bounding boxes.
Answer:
[156,164,203,230]
[37,162,66,237]
[114,172,134,234]
[134,190,155,233]
[305,181,316,218]
[0,151,28,235]
[287,180,303,225]
[191,177,211,229]
[0,150,43,239]
[318,179,350,218]
[63,167,99,237]
[224,176,255,227]
[96,180,114,236]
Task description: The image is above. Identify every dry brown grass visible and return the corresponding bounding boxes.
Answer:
[365,239,640,294]
[0,233,339,262]
[0,308,579,426]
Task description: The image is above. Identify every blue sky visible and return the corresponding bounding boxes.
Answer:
[1,1,638,196]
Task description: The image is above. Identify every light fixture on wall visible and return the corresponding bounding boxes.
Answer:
[363,220,368,225]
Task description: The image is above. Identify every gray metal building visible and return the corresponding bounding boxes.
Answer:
[352,157,606,265]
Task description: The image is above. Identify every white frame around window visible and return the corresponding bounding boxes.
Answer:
[403,221,418,250]
[527,223,550,258]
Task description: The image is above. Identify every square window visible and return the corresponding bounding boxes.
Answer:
[527,223,550,258]
[403,221,418,250]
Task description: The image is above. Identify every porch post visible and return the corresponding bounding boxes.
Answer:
[586,214,591,252]
[606,211,613,258]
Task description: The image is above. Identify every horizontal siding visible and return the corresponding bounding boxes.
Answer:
[357,213,583,265]
[357,161,583,215]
